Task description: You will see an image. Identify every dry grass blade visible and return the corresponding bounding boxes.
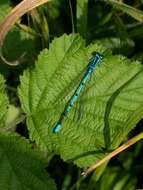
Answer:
[0,0,51,65]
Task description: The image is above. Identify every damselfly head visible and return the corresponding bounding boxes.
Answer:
[91,51,97,56]
[92,49,111,58]
[89,52,103,68]
[91,51,103,60]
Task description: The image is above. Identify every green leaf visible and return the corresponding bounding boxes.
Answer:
[47,0,62,19]
[0,0,11,23]
[0,74,9,129]
[76,0,88,38]
[132,52,143,62]
[108,0,143,22]
[99,167,137,190]
[19,33,143,167]
[0,133,56,190]
[5,105,21,130]
[2,27,39,63]
[94,37,134,56]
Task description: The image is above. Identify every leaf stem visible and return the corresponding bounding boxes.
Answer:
[69,0,75,34]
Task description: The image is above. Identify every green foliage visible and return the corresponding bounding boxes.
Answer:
[0,74,9,129]
[77,0,88,38]
[19,33,143,167]
[2,27,39,63]
[0,0,11,23]
[1,0,143,189]
[0,133,56,190]
[109,0,143,22]
[86,166,137,190]
[47,0,62,19]
[97,167,137,190]
[94,37,134,56]
[5,105,21,130]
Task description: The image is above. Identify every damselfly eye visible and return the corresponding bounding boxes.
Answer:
[91,51,97,56]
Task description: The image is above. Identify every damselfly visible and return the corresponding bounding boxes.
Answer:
[53,52,103,133]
